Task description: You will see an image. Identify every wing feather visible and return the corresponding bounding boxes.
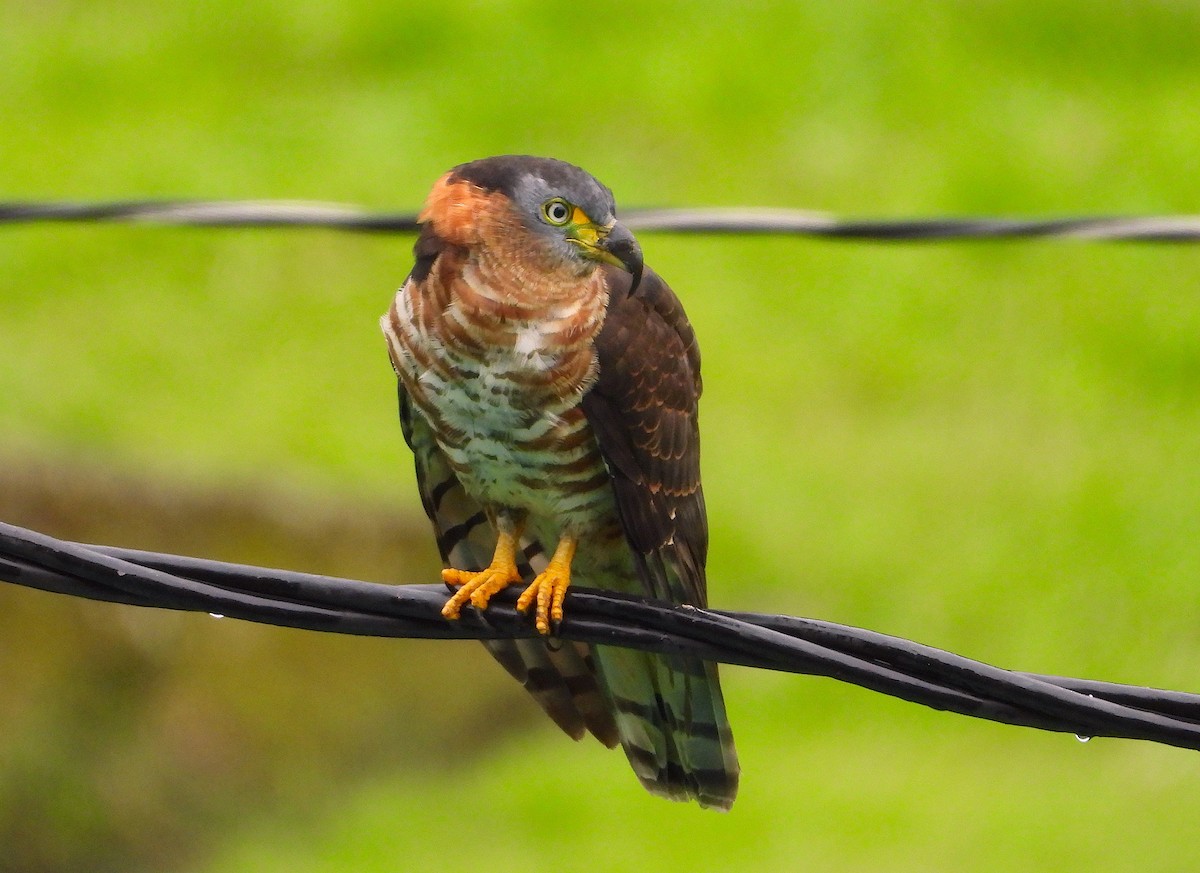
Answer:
[581,266,708,606]
[581,265,739,809]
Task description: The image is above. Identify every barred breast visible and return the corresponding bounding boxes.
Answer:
[382,246,626,562]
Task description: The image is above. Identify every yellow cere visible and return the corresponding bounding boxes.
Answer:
[569,206,602,246]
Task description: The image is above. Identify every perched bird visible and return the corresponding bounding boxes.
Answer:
[381,155,738,809]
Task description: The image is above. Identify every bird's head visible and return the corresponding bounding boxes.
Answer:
[421,155,644,292]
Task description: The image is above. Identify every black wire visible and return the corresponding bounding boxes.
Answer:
[0,200,421,231]
[3,519,1200,751]
[4,199,1200,240]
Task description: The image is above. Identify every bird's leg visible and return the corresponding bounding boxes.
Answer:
[516,535,577,635]
[440,517,526,620]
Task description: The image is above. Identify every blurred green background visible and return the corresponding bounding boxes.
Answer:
[3,2,1200,871]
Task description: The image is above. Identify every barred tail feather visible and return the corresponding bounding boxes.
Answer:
[484,638,619,747]
[482,529,619,747]
[592,644,739,811]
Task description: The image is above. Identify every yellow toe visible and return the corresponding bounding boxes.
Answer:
[441,563,522,620]
[516,568,570,635]
[516,536,577,635]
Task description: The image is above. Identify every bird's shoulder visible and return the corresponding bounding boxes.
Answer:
[583,266,707,603]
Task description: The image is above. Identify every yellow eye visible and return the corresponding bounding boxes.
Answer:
[541,198,572,226]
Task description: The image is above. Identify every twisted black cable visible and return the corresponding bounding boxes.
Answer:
[2,520,1198,751]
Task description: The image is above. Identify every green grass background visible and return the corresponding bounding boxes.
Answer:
[4,2,1200,871]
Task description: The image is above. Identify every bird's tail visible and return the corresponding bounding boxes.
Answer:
[591,643,739,811]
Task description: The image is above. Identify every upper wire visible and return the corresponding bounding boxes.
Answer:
[4,199,1200,240]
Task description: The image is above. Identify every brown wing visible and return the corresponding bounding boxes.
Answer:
[579,267,738,808]
[581,266,708,607]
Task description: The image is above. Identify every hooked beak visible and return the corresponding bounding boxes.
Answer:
[571,220,644,293]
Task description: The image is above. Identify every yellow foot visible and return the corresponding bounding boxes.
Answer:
[516,536,577,635]
[441,530,523,621]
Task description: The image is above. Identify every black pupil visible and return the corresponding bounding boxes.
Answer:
[550,203,567,221]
